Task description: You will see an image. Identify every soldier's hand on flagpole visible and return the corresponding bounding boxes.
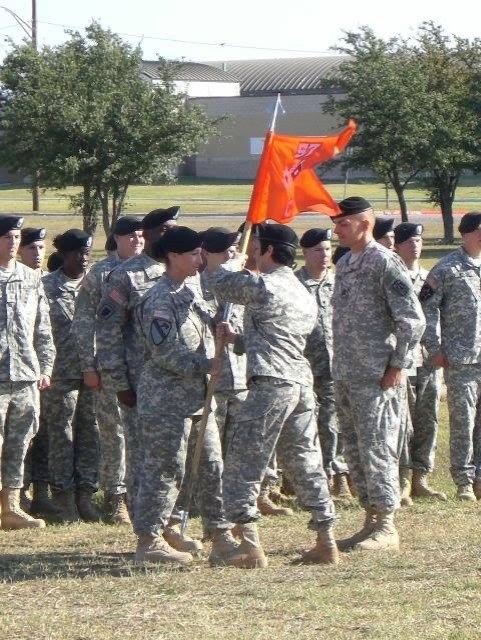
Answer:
[216,321,237,344]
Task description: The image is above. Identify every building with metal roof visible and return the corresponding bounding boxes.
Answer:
[140,60,240,97]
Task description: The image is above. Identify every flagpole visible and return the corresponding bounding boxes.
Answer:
[180,95,283,535]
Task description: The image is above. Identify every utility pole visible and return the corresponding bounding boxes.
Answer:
[1,3,40,211]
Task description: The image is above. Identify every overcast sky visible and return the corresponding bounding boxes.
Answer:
[1,1,479,62]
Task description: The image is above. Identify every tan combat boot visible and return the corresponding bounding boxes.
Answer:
[1,488,45,530]
[257,486,293,517]
[103,493,131,525]
[220,522,268,569]
[51,489,79,522]
[474,478,481,500]
[20,488,32,513]
[457,484,477,502]
[300,526,339,564]
[356,511,399,552]
[76,489,101,522]
[163,523,203,554]
[411,470,447,501]
[30,481,61,519]
[337,508,377,552]
[332,474,353,500]
[135,533,193,566]
[208,529,241,566]
[399,468,413,507]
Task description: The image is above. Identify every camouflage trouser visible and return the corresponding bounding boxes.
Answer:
[313,376,349,477]
[0,381,39,490]
[23,414,49,485]
[119,404,141,515]
[397,380,413,468]
[44,379,100,492]
[214,388,248,457]
[400,366,441,473]
[334,379,401,512]
[134,411,227,537]
[445,363,481,486]
[223,376,335,529]
[96,386,126,496]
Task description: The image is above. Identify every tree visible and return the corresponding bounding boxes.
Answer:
[0,23,215,234]
[324,27,433,222]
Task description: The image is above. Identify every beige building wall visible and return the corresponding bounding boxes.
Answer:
[191,94,345,180]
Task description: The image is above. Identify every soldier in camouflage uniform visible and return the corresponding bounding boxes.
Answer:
[96,208,202,550]
[296,228,352,500]
[420,212,481,501]
[72,216,144,524]
[42,229,100,522]
[209,223,338,568]
[394,223,445,502]
[0,215,55,530]
[133,227,237,566]
[332,198,425,552]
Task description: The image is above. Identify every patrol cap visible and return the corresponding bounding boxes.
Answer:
[105,234,117,252]
[335,196,372,218]
[142,206,180,230]
[373,216,395,240]
[153,226,202,258]
[201,227,239,253]
[112,216,144,236]
[20,227,46,247]
[256,223,299,248]
[0,215,24,235]
[300,228,332,248]
[394,223,424,245]
[332,245,350,265]
[53,229,93,252]
[458,211,481,234]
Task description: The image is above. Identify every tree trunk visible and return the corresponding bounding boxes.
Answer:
[99,188,110,236]
[390,172,409,222]
[439,183,454,243]
[82,183,98,235]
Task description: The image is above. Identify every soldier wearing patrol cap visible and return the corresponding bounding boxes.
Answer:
[295,228,352,500]
[72,216,144,525]
[421,211,481,501]
[42,229,101,522]
[0,215,55,531]
[332,197,425,552]
[394,223,445,503]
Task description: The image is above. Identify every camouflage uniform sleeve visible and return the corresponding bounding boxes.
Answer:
[34,279,56,377]
[209,266,268,306]
[419,265,444,357]
[72,270,100,373]
[139,301,211,377]
[382,257,426,370]
[95,269,131,391]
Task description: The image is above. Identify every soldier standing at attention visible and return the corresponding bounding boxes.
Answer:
[394,223,445,502]
[0,215,55,530]
[72,216,144,524]
[209,223,337,568]
[42,229,100,522]
[332,197,425,552]
[295,228,352,500]
[420,211,481,501]
[134,227,237,566]
[18,227,59,519]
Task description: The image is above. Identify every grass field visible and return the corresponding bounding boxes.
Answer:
[0,180,479,639]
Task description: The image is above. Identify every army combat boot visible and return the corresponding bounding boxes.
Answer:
[51,489,79,523]
[399,468,413,507]
[457,484,477,502]
[337,508,377,552]
[208,529,241,565]
[136,533,193,566]
[1,488,45,530]
[300,525,339,565]
[103,493,131,525]
[411,470,447,501]
[163,523,203,554]
[220,522,268,569]
[332,474,353,500]
[356,511,399,552]
[76,489,101,522]
[258,485,293,517]
[30,481,61,519]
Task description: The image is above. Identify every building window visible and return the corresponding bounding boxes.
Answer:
[250,137,264,155]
